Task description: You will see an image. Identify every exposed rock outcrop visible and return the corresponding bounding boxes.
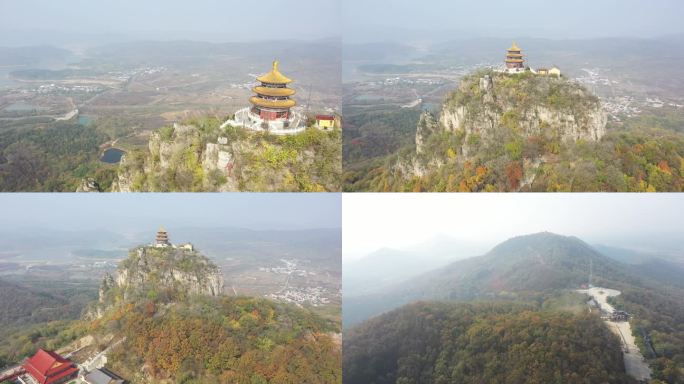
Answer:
[404,70,608,187]
[76,177,102,192]
[90,245,224,318]
[415,110,439,155]
[418,71,607,159]
[112,119,341,192]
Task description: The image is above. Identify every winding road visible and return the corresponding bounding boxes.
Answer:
[577,287,651,382]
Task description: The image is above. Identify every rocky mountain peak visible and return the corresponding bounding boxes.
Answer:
[90,244,224,318]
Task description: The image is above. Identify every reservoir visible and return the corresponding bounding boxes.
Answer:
[100,148,125,164]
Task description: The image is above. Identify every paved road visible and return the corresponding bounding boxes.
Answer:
[578,287,651,382]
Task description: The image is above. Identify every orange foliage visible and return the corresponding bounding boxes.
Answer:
[505,162,524,190]
[658,160,672,174]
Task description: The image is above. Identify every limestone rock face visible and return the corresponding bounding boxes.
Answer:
[394,70,608,185]
[114,246,224,298]
[76,178,101,192]
[415,111,440,155]
[90,245,224,318]
[112,120,340,192]
[437,72,607,157]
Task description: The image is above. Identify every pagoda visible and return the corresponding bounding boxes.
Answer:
[155,226,170,247]
[22,349,79,384]
[505,42,525,73]
[249,60,296,121]
[222,60,306,135]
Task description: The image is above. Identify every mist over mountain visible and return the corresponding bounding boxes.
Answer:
[343,236,486,296]
[344,232,638,327]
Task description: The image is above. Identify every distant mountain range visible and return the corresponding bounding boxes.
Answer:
[344,232,679,327]
[343,236,486,296]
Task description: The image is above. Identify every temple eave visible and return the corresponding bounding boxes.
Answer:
[249,97,296,108]
[252,86,296,97]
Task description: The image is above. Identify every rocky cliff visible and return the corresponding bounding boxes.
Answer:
[91,245,223,318]
[113,118,341,192]
[418,71,607,158]
[383,70,609,191]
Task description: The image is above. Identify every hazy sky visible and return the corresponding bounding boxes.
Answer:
[0,0,340,44]
[0,193,341,232]
[343,193,684,261]
[343,0,684,42]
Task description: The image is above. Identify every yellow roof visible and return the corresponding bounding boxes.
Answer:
[506,59,524,63]
[249,96,296,109]
[506,52,523,57]
[508,41,521,52]
[256,60,293,84]
[158,225,166,232]
[252,86,296,97]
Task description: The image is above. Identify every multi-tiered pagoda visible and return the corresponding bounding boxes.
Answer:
[505,42,525,73]
[249,60,296,121]
[155,226,170,247]
[223,60,306,135]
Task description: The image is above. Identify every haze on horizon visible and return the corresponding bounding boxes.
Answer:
[343,0,684,43]
[343,194,684,262]
[0,193,341,234]
[0,0,340,46]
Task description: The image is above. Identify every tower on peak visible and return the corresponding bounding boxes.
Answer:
[155,226,170,247]
[224,59,306,134]
[505,41,525,73]
[250,58,296,121]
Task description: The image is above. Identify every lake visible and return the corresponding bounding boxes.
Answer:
[100,148,125,164]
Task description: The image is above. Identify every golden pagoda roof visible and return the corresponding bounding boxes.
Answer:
[158,225,167,233]
[256,60,293,84]
[252,86,296,97]
[249,96,296,109]
[506,59,524,63]
[506,52,523,57]
[508,41,521,52]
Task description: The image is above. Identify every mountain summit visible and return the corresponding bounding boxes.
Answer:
[344,232,632,327]
[91,241,224,318]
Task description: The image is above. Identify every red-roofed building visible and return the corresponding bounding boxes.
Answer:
[22,349,79,384]
[315,115,336,129]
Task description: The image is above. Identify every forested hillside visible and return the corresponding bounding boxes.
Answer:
[98,296,341,383]
[344,301,634,384]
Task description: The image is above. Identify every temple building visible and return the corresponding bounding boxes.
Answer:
[21,349,79,384]
[315,115,335,130]
[250,60,296,121]
[151,227,193,251]
[505,42,525,73]
[155,226,170,247]
[223,60,306,135]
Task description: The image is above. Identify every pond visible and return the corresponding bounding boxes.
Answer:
[78,115,93,126]
[100,148,125,164]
